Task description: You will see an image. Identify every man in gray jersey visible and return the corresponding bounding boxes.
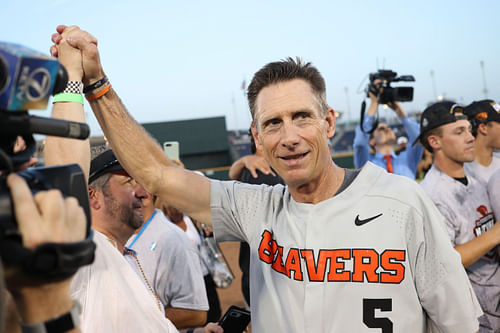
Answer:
[418,101,500,332]
[463,99,500,185]
[54,25,483,332]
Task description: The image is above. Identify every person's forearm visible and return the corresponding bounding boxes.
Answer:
[229,158,245,180]
[89,88,172,192]
[45,102,90,181]
[165,307,207,329]
[366,100,378,117]
[454,230,499,268]
[12,280,79,332]
[392,102,407,118]
[88,88,212,224]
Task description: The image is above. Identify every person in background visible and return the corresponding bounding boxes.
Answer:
[53,25,483,332]
[463,99,500,185]
[418,101,500,332]
[353,82,423,178]
[126,191,209,329]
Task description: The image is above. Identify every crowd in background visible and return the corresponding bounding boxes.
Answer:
[1,24,499,333]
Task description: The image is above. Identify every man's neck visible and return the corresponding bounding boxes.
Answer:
[375,145,394,155]
[474,137,493,167]
[288,161,344,204]
[142,206,155,222]
[93,225,131,253]
[433,155,466,178]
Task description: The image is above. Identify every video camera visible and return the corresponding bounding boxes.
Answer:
[366,69,415,104]
[0,42,95,280]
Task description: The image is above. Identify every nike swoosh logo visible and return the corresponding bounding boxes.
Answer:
[355,213,383,226]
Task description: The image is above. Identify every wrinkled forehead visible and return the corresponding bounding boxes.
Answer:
[254,79,321,124]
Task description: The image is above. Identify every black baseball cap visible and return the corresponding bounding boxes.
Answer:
[413,101,467,146]
[464,99,500,124]
[89,149,124,184]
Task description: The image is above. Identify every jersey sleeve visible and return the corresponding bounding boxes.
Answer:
[410,189,482,332]
[210,179,283,244]
[156,230,209,310]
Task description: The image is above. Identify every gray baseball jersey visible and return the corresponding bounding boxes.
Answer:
[125,209,209,311]
[488,169,500,221]
[211,162,481,332]
[421,165,500,332]
[465,155,500,185]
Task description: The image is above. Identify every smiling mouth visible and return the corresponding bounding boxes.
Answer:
[281,152,308,160]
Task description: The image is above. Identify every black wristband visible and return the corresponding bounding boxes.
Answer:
[83,76,108,93]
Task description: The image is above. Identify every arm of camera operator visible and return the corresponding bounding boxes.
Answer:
[52,25,212,226]
[353,91,378,168]
[45,28,90,180]
[5,173,85,332]
[388,101,424,172]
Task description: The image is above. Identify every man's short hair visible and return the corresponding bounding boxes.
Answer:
[247,57,328,123]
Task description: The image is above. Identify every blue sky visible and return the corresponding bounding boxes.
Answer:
[2,0,499,135]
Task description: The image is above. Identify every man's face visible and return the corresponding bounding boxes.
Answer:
[251,79,335,187]
[102,172,147,231]
[435,119,475,163]
[486,121,500,149]
[370,123,396,148]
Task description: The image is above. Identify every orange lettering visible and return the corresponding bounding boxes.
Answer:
[258,230,276,264]
[352,249,379,282]
[327,249,351,282]
[285,248,303,281]
[272,245,288,275]
[380,250,405,284]
[301,250,331,282]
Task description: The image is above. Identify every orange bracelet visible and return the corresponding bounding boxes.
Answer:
[86,84,112,102]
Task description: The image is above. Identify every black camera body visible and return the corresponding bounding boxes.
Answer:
[0,41,94,279]
[367,69,415,104]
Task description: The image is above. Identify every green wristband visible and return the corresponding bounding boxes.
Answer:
[52,93,84,105]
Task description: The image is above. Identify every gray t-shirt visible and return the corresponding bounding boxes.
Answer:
[421,165,500,332]
[488,168,500,222]
[126,209,209,311]
[465,155,500,186]
[211,162,481,333]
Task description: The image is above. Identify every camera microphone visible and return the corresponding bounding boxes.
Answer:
[29,115,90,140]
[0,112,89,140]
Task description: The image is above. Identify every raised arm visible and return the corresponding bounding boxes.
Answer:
[54,25,212,224]
[45,26,89,181]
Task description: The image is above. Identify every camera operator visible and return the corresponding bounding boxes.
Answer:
[2,173,86,333]
[46,26,180,333]
[353,80,423,179]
